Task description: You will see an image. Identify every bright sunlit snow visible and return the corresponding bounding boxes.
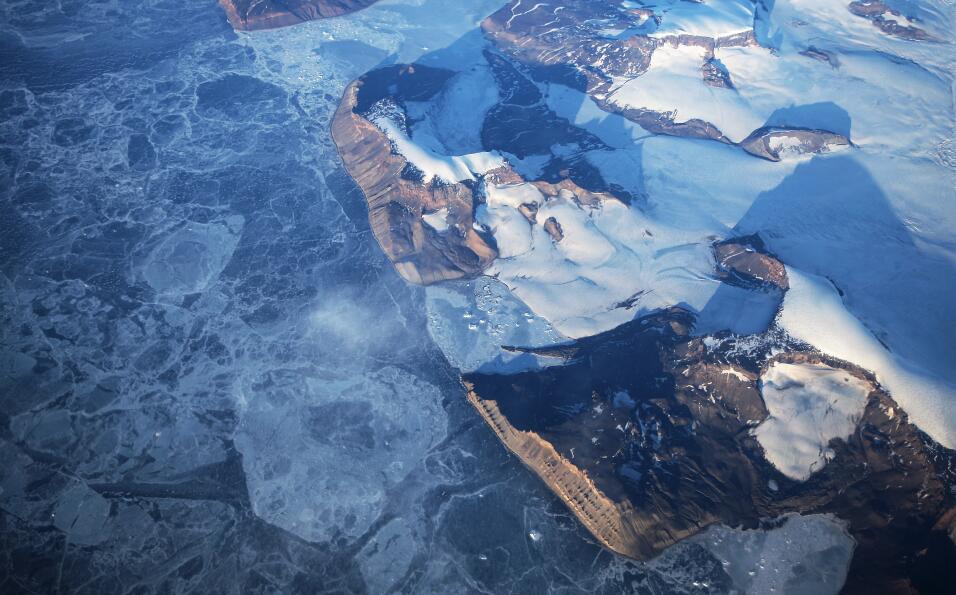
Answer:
[477,179,775,339]
[754,361,871,481]
[370,115,505,184]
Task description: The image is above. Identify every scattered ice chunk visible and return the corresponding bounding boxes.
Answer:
[236,366,446,544]
[52,483,111,546]
[139,216,244,298]
[425,277,566,373]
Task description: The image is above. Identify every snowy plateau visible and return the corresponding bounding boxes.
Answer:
[1,0,955,594]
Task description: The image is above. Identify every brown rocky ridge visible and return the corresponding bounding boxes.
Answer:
[714,235,789,291]
[330,64,499,285]
[465,299,956,593]
[218,0,378,31]
[330,61,637,285]
[481,0,850,157]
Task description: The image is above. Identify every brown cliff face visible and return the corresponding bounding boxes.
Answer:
[330,65,497,285]
[219,0,379,31]
[740,127,851,161]
[329,62,642,286]
[464,313,956,591]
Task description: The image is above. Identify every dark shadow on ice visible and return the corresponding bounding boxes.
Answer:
[686,282,782,337]
[473,352,548,375]
[730,153,956,374]
[753,0,782,50]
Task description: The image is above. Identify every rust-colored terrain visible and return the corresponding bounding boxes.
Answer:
[330,65,498,285]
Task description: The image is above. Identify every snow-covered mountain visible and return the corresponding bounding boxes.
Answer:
[330,1,956,591]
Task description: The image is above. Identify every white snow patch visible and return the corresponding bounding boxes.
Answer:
[721,367,751,382]
[607,43,762,143]
[478,180,737,338]
[422,207,450,232]
[426,62,500,153]
[370,115,505,184]
[754,361,871,481]
[473,134,805,339]
[763,0,952,75]
[603,37,950,151]
[718,44,950,154]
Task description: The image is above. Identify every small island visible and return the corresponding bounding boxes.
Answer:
[219,0,379,31]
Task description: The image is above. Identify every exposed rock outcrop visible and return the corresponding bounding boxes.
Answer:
[480,1,754,144]
[331,65,498,285]
[219,0,378,31]
[465,312,956,591]
[330,62,637,286]
[481,1,857,160]
[714,235,789,292]
[324,7,956,593]
[740,126,851,161]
